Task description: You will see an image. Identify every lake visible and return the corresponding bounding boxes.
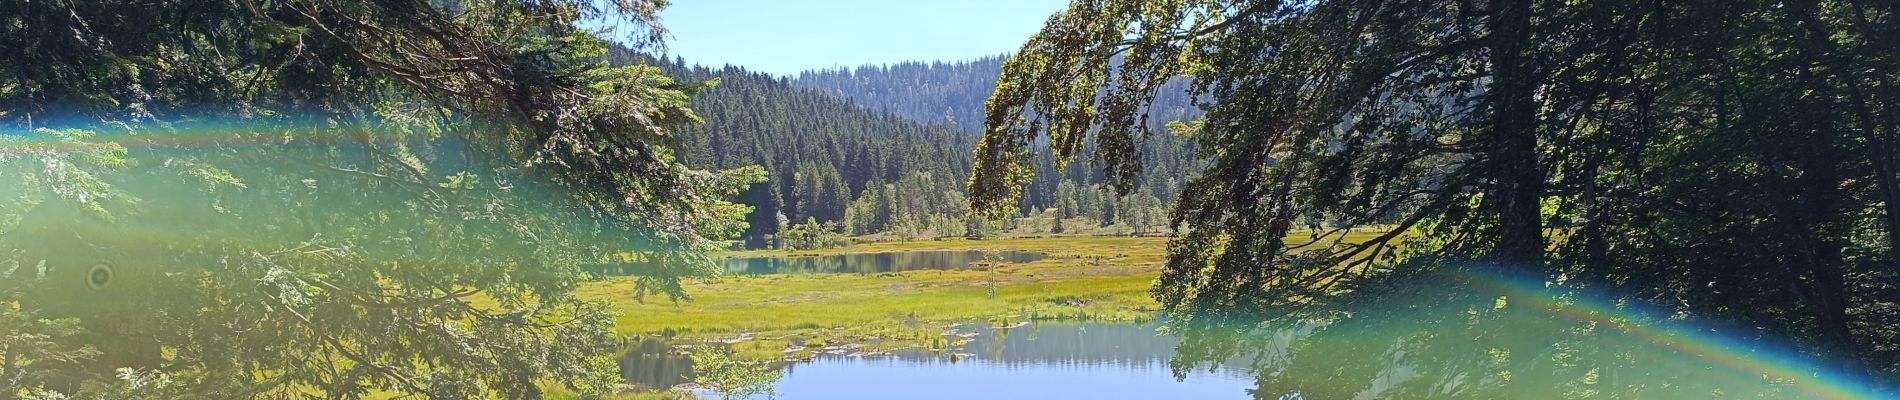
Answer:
[618,299,1890,399]
[715,249,1046,275]
[619,321,1262,399]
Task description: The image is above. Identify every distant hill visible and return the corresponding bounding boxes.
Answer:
[790,56,1203,134]
[601,51,1213,245]
[610,51,976,246]
[791,56,1208,217]
[791,56,1008,134]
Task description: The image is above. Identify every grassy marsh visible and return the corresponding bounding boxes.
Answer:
[585,236,1169,358]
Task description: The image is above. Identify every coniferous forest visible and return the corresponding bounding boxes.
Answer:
[3,0,1898,399]
[604,53,1202,246]
[619,52,981,246]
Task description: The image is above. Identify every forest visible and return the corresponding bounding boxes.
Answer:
[1,0,1897,399]
[968,0,1900,396]
[599,53,1197,247]
[792,56,1206,228]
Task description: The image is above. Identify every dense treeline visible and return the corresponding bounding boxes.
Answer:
[977,0,1900,397]
[793,56,1203,134]
[794,57,1008,133]
[792,57,1206,219]
[605,51,981,245]
[585,53,1199,245]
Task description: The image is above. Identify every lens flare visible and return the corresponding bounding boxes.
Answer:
[1445,268,1887,400]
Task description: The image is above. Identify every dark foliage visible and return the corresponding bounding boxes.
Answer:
[975,0,1900,396]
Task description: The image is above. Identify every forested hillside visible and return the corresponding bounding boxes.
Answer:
[607,51,980,246]
[586,53,1206,246]
[793,56,1201,134]
[792,57,1006,133]
[792,57,1207,225]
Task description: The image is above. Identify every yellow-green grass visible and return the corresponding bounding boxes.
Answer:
[353,382,694,400]
[588,236,1172,357]
[608,238,1166,321]
[587,232,1389,360]
[354,232,1397,398]
[573,233,1390,396]
[544,386,694,400]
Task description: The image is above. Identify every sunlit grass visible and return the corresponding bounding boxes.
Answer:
[593,236,1169,332]
[583,232,1392,361]
[581,236,1172,364]
[544,386,694,400]
[561,232,1400,397]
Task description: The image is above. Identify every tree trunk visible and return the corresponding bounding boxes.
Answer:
[1485,0,1552,395]
[1484,0,1545,270]
[1843,0,1900,264]
[1788,0,1876,383]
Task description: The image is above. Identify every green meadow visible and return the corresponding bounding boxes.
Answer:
[583,232,1387,362]
[586,236,1168,358]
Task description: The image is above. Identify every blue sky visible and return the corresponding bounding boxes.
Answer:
[639,0,1070,76]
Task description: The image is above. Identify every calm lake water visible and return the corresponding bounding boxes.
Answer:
[617,298,1895,399]
[716,249,1046,275]
[619,321,1261,400]
[612,257,1898,399]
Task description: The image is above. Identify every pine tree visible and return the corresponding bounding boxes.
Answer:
[1056,181,1081,219]
[970,0,1900,391]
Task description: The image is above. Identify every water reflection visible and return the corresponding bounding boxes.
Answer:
[619,322,1257,399]
[619,268,1895,399]
[715,250,1046,275]
[618,337,696,390]
[898,322,1252,372]
[1164,270,1894,399]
